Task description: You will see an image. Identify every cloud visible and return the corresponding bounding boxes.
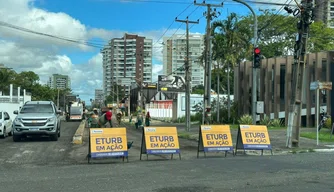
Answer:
[0,0,197,103]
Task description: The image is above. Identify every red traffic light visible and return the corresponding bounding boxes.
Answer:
[254,47,261,54]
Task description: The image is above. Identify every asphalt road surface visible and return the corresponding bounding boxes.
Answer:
[0,121,81,167]
[1,121,334,192]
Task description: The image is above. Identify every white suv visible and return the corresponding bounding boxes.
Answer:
[12,101,61,142]
[0,111,12,138]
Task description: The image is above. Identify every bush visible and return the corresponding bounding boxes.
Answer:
[238,114,253,125]
[259,116,272,126]
[271,118,283,127]
[324,117,332,129]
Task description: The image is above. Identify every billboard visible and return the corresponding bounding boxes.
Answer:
[157,75,186,93]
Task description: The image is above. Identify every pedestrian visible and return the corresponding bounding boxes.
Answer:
[98,112,112,128]
[89,108,99,128]
[145,111,151,126]
[105,109,113,127]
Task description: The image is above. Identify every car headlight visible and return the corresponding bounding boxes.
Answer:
[48,117,55,122]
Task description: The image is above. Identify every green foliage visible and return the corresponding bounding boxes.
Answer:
[192,85,205,95]
[0,68,72,106]
[238,114,253,125]
[271,119,283,127]
[324,117,332,129]
[259,116,272,126]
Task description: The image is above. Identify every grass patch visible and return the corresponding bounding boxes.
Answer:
[300,131,334,142]
[267,126,286,130]
[178,132,191,139]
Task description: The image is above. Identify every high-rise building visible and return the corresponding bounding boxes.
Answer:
[47,74,71,90]
[101,33,153,98]
[162,34,205,88]
[94,89,104,104]
[314,0,334,28]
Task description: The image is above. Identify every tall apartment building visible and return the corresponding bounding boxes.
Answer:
[314,0,334,28]
[101,33,153,97]
[162,34,205,88]
[47,74,71,90]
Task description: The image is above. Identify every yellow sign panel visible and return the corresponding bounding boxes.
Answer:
[90,128,128,158]
[144,127,180,154]
[201,125,233,152]
[239,125,271,149]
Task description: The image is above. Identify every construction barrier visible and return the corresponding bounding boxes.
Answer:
[140,127,181,160]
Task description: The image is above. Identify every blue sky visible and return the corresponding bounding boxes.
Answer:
[33,0,267,65]
[0,0,288,103]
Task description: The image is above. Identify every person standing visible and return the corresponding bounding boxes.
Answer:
[105,109,113,127]
[145,111,151,126]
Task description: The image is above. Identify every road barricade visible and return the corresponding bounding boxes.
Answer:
[140,127,181,160]
[235,125,273,155]
[197,125,234,158]
[88,127,129,163]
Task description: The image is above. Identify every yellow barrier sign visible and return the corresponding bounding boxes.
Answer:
[140,127,181,160]
[197,125,234,157]
[89,128,128,158]
[235,125,272,155]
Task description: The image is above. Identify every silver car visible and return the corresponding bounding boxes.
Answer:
[12,101,62,142]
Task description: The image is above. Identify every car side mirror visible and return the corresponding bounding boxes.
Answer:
[13,110,18,115]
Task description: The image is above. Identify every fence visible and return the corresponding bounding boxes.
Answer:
[145,103,172,120]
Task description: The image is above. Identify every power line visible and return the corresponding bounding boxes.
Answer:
[0,21,105,48]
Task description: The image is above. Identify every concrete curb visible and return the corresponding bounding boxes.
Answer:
[72,120,86,144]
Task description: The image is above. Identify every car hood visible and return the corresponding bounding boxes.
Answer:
[16,113,55,119]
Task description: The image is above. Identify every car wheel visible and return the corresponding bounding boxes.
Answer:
[13,135,21,142]
[58,129,60,137]
[51,134,58,141]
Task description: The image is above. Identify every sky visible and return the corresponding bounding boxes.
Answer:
[0,0,293,103]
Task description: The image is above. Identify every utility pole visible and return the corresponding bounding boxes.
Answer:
[57,89,60,107]
[286,0,314,148]
[195,0,223,125]
[233,0,258,125]
[175,16,199,132]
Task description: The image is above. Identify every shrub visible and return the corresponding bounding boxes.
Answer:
[324,117,332,129]
[259,116,272,126]
[238,114,253,125]
[271,118,283,127]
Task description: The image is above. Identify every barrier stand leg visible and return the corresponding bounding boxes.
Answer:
[261,149,264,156]
[235,149,238,156]
[204,151,206,158]
[179,153,181,160]
[232,150,235,156]
[270,150,273,156]
[224,151,227,157]
[122,156,125,162]
[140,153,142,160]
[147,154,149,160]
[197,150,199,159]
[171,154,174,160]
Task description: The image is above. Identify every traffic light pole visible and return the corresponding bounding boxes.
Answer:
[233,0,258,124]
[286,0,314,148]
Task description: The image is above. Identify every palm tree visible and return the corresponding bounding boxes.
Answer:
[211,13,251,122]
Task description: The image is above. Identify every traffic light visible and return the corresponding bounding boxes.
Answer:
[254,47,261,68]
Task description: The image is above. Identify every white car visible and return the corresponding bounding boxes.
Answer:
[0,111,12,138]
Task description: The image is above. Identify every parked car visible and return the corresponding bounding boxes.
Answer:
[0,111,12,138]
[12,101,62,142]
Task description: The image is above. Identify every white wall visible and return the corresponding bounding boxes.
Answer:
[0,103,24,120]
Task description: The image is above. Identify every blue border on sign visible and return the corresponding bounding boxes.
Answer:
[91,151,128,158]
[147,149,180,154]
[204,147,234,152]
[243,144,272,150]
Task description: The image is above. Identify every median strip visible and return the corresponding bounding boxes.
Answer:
[72,120,86,144]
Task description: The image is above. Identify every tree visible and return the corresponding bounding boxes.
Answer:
[0,68,17,94]
[309,21,334,52]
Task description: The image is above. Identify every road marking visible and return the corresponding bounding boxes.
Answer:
[22,150,34,154]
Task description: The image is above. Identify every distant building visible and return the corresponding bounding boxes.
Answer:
[314,0,334,28]
[0,63,5,69]
[101,33,153,98]
[162,34,205,88]
[48,74,71,90]
[95,89,104,104]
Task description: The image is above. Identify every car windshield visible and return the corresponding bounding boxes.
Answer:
[20,104,54,113]
[70,107,82,115]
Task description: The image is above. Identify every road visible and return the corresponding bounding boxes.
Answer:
[1,152,334,191]
[0,121,81,167]
[1,121,334,191]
